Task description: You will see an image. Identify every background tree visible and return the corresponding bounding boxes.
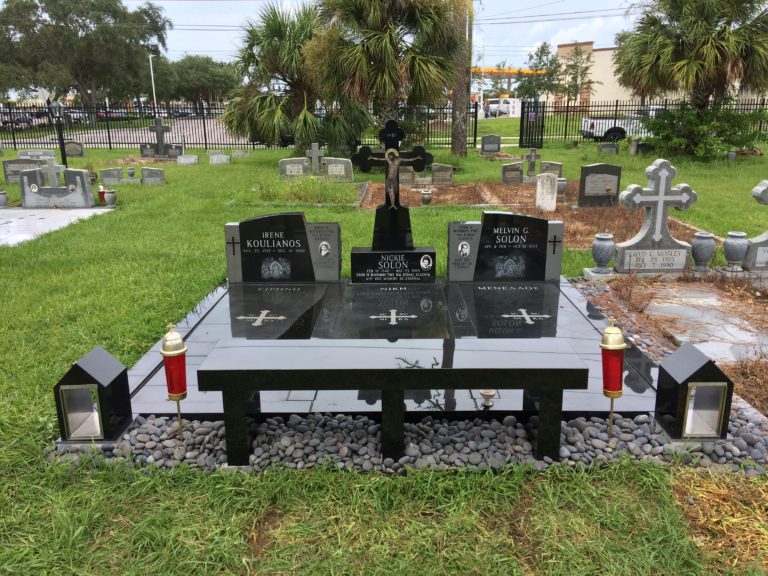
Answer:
[613,0,768,113]
[515,43,560,100]
[0,0,170,106]
[309,0,461,124]
[450,0,471,156]
[172,56,239,111]
[557,43,597,102]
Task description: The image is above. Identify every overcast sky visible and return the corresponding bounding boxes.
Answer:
[123,0,641,66]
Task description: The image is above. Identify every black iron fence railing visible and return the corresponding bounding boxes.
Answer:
[0,103,479,151]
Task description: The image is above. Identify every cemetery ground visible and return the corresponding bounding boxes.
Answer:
[0,146,767,574]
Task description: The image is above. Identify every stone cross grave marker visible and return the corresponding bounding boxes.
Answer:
[523,148,540,179]
[305,143,325,176]
[148,117,171,156]
[41,158,65,187]
[615,158,698,273]
[744,181,768,271]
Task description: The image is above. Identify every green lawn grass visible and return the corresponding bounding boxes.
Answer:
[0,146,766,574]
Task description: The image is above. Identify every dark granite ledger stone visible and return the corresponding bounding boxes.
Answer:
[351,248,436,283]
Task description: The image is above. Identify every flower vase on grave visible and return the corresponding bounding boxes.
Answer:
[127,166,135,179]
[419,189,433,205]
[591,233,614,273]
[0,190,7,208]
[691,232,716,272]
[723,231,748,272]
[104,189,116,209]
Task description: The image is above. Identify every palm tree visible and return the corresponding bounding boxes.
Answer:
[222,3,368,151]
[309,0,461,125]
[613,0,768,112]
[450,0,471,156]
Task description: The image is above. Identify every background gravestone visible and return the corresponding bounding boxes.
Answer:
[232,150,250,159]
[536,173,557,212]
[141,167,165,185]
[176,155,199,165]
[615,159,697,273]
[744,181,768,271]
[322,158,354,182]
[399,166,414,186]
[20,167,93,208]
[279,158,309,178]
[540,161,563,178]
[4,159,46,184]
[481,135,501,154]
[598,142,619,154]
[502,162,523,184]
[139,144,156,158]
[64,141,85,157]
[210,154,231,165]
[100,168,122,185]
[17,150,55,160]
[225,212,341,283]
[578,163,622,207]
[448,211,563,282]
[431,163,453,185]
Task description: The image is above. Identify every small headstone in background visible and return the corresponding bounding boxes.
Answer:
[578,163,622,207]
[399,166,414,186]
[431,163,453,185]
[540,161,563,178]
[141,167,165,185]
[413,172,432,186]
[745,181,768,271]
[322,157,354,182]
[166,144,183,158]
[20,167,93,208]
[210,154,231,165]
[279,158,309,178]
[305,142,325,176]
[481,135,501,154]
[536,173,557,212]
[100,168,122,185]
[231,150,250,159]
[207,150,224,157]
[176,155,199,165]
[64,141,85,157]
[4,159,46,184]
[598,142,619,154]
[17,150,56,160]
[523,148,540,180]
[139,144,156,158]
[615,158,697,273]
[501,162,523,184]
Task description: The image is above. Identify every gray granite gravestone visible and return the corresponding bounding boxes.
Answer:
[501,162,524,184]
[540,161,563,178]
[523,148,540,180]
[139,144,156,158]
[615,159,698,273]
[207,150,224,157]
[744,181,768,271]
[176,155,199,165]
[231,150,250,159]
[17,150,56,160]
[64,141,85,157]
[598,142,619,154]
[279,158,310,178]
[481,135,501,154]
[431,163,453,185]
[399,166,414,186]
[166,144,183,158]
[20,167,93,208]
[3,159,46,184]
[578,163,622,207]
[448,211,563,282]
[100,168,122,185]
[210,154,231,165]
[305,143,325,176]
[322,157,354,182]
[141,167,165,185]
[225,213,341,283]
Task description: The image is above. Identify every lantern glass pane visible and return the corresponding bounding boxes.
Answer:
[683,382,726,437]
[60,384,103,440]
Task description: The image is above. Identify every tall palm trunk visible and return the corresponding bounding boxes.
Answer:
[688,83,713,114]
[450,0,469,156]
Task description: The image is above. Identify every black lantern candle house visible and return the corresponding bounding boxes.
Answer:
[54,347,132,442]
[654,344,733,439]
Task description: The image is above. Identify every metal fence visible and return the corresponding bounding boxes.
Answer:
[518,98,768,147]
[0,102,478,151]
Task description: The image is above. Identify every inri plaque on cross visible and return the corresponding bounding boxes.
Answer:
[615,158,698,273]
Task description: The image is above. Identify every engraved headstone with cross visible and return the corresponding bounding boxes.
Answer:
[615,159,698,273]
[523,148,541,179]
[744,180,768,271]
[369,309,419,326]
[148,117,171,156]
[305,142,325,176]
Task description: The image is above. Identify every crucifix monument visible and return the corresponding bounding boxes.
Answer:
[523,148,541,180]
[615,158,698,273]
[148,117,171,157]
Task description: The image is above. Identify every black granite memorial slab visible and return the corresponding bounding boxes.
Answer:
[351,248,436,283]
[448,211,563,282]
[579,163,622,207]
[225,213,341,283]
[447,282,560,338]
[228,283,336,339]
[334,283,449,339]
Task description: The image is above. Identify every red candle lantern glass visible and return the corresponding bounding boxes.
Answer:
[600,321,627,399]
[160,324,187,401]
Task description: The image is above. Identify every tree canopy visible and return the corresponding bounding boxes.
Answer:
[173,56,239,107]
[515,43,560,100]
[613,0,768,111]
[0,0,171,106]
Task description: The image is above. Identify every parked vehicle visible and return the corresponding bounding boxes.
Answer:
[580,106,664,141]
[64,109,88,124]
[485,97,515,117]
[171,108,195,118]
[96,108,131,121]
[0,111,33,128]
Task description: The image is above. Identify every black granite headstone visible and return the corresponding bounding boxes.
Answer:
[578,163,622,207]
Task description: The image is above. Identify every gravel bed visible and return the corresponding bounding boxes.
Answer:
[49,409,767,477]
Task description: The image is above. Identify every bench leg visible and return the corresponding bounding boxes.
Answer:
[536,389,564,460]
[222,390,249,466]
[381,389,404,460]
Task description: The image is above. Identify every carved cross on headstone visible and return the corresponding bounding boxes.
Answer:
[523,148,540,178]
[500,309,551,325]
[369,309,419,326]
[305,142,325,176]
[619,158,697,243]
[236,310,286,327]
[148,117,171,156]
[40,158,64,187]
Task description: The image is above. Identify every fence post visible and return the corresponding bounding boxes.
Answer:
[202,111,208,150]
[613,99,619,126]
[104,107,113,150]
[472,102,478,148]
[563,100,570,142]
[9,103,18,150]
